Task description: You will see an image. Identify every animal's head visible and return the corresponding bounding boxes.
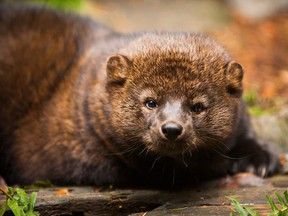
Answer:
[105,33,243,156]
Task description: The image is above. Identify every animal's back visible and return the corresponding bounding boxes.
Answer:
[0,4,111,133]
[0,5,119,184]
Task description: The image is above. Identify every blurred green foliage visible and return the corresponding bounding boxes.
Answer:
[243,90,278,116]
[0,0,83,12]
[28,0,83,12]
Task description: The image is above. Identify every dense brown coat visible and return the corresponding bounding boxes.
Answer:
[0,5,277,188]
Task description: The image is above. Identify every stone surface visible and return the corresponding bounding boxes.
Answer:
[252,107,288,152]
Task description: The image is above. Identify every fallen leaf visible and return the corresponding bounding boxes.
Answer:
[54,188,70,196]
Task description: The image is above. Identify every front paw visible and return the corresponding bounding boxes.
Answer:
[229,144,279,177]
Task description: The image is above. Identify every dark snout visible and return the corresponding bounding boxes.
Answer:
[159,101,189,142]
[161,122,183,141]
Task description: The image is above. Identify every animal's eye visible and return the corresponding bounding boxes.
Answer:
[145,99,157,109]
[191,103,205,114]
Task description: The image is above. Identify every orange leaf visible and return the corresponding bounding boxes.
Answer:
[54,188,69,196]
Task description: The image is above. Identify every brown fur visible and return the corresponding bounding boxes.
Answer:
[0,5,278,188]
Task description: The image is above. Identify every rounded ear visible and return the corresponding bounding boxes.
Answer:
[225,61,244,97]
[106,54,131,86]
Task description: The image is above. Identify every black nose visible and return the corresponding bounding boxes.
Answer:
[161,123,183,141]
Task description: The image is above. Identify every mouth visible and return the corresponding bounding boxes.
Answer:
[147,140,194,156]
[142,131,197,156]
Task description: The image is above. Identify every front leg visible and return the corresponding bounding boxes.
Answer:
[229,137,279,177]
